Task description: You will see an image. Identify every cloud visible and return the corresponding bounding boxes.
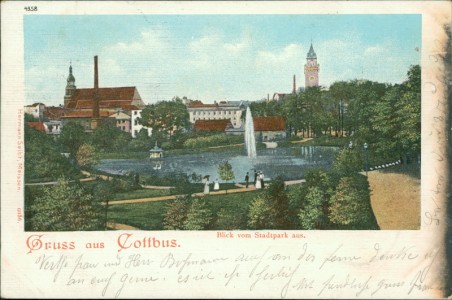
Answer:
[24,22,420,106]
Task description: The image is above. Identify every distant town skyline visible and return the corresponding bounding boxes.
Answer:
[24,14,421,106]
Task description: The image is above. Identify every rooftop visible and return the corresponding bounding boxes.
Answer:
[253,116,286,131]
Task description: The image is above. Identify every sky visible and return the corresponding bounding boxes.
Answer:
[24,14,421,106]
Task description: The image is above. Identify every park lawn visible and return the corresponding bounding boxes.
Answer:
[107,189,261,230]
[301,136,348,147]
[110,188,171,201]
[367,165,420,229]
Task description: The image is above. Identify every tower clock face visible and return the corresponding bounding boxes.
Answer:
[309,76,315,81]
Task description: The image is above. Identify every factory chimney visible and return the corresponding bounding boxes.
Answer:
[91,55,101,130]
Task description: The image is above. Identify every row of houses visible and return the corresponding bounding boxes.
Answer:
[26,99,286,141]
[25,57,286,141]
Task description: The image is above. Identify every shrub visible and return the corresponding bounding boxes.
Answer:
[183,134,243,149]
[163,196,191,230]
[298,187,327,229]
[328,174,379,229]
[333,149,363,175]
[183,198,213,230]
[247,194,274,229]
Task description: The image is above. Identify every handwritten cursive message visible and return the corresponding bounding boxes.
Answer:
[26,233,443,298]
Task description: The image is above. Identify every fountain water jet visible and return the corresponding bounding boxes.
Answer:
[244,106,257,158]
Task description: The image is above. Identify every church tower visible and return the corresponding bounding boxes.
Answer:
[304,43,319,88]
[64,64,76,107]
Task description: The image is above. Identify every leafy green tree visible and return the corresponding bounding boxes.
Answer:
[24,113,39,122]
[248,177,290,229]
[304,86,325,137]
[266,177,290,229]
[183,198,213,230]
[298,187,326,229]
[394,65,421,160]
[25,126,78,182]
[112,130,133,152]
[218,161,235,193]
[282,93,306,136]
[247,194,274,229]
[288,184,308,226]
[140,98,190,138]
[163,197,190,230]
[129,128,152,151]
[333,149,363,175]
[372,86,402,159]
[249,100,283,117]
[58,122,87,157]
[75,143,98,169]
[30,178,103,231]
[90,121,123,151]
[328,175,379,229]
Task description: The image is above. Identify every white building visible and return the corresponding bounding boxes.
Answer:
[24,103,45,121]
[187,100,245,129]
[131,109,152,138]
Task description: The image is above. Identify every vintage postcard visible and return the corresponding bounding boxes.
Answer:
[1,1,450,298]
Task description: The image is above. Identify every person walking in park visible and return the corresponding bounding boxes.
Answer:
[255,172,262,189]
[254,170,258,186]
[260,172,265,188]
[245,172,249,188]
[202,175,210,194]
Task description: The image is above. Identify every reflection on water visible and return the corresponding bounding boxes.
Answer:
[96,146,339,182]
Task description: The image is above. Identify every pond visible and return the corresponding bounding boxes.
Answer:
[95,146,339,182]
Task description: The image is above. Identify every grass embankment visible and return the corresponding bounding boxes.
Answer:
[107,189,260,230]
[367,164,420,229]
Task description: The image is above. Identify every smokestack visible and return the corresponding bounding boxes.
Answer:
[91,55,100,129]
[94,55,99,89]
[292,74,296,94]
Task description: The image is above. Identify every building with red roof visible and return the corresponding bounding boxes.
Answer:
[193,119,232,132]
[253,116,286,141]
[62,59,145,131]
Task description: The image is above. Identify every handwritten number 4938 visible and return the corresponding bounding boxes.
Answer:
[24,6,38,12]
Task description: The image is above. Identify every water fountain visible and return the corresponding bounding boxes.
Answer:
[244,106,257,158]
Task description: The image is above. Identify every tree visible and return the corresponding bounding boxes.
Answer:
[394,65,421,161]
[218,161,235,193]
[333,148,363,175]
[128,128,152,151]
[247,194,274,229]
[58,122,87,157]
[139,98,190,138]
[90,121,123,151]
[25,126,78,182]
[328,175,379,229]
[248,177,290,229]
[249,100,283,117]
[298,187,327,229]
[183,198,213,230]
[75,143,98,169]
[24,113,39,122]
[266,177,290,229]
[163,197,190,230]
[372,86,402,159]
[282,93,306,136]
[30,178,103,231]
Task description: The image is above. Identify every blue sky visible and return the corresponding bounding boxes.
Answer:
[24,14,421,106]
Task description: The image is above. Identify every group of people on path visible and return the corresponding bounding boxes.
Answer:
[244,170,265,189]
[202,169,266,195]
